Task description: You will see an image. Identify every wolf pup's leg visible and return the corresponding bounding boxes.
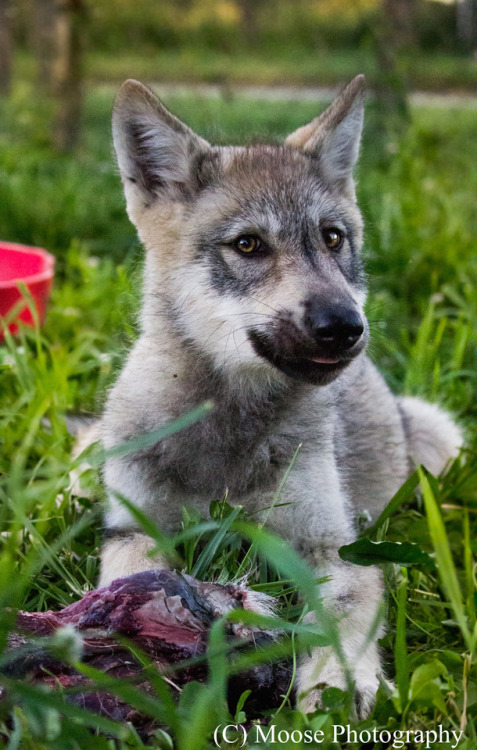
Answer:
[68,419,167,587]
[296,563,384,719]
[99,531,169,588]
[276,456,386,718]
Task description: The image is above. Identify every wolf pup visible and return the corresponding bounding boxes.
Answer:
[99,75,462,716]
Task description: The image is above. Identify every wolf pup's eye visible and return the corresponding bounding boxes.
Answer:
[322,227,344,250]
[234,235,261,254]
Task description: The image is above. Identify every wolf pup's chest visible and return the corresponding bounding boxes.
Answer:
[151,413,300,500]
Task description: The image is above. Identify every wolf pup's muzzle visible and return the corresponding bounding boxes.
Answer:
[248,301,366,386]
[303,300,364,354]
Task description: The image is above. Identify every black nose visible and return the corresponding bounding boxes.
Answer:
[304,304,364,351]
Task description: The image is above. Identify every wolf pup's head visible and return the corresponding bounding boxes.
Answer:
[113,76,368,386]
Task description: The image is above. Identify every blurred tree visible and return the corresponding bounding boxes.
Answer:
[237,0,268,42]
[34,0,57,92]
[0,0,13,95]
[50,0,86,151]
[32,0,86,150]
[384,0,417,48]
[365,0,411,159]
[456,0,475,53]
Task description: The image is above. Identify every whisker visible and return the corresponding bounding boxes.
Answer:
[212,322,269,348]
[247,295,283,317]
[203,319,227,348]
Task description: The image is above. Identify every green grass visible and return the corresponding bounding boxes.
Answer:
[85,48,477,91]
[0,88,476,748]
[14,46,477,91]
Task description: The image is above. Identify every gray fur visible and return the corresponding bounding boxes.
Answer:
[98,77,463,717]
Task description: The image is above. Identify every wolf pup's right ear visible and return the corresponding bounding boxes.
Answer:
[112,80,210,208]
[285,74,366,187]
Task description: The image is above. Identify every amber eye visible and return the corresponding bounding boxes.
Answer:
[234,235,261,254]
[322,227,344,250]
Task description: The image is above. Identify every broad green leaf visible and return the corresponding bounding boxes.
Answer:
[408,660,448,714]
[339,538,433,567]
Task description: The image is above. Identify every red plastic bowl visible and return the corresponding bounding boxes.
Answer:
[0,242,55,340]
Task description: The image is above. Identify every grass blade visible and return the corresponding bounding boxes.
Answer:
[419,468,474,652]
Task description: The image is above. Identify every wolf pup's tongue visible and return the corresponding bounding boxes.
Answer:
[309,356,340,364]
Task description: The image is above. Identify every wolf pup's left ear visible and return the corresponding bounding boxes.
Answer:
[112,80,210,203]
[285,74,366,184]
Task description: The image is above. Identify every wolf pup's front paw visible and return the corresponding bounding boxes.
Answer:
[298,681,378,720]
[296,649,380,719]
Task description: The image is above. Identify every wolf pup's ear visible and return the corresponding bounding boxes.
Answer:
[112,80,210,202]
[285,74,366,184]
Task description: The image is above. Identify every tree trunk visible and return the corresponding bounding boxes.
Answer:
[0,0,13,95]
[384,0,418,49]
[456,0,475,53]
[51,0,85,152]
[34,0,57,92]
[238,0,263,42]
[370,0,410,145]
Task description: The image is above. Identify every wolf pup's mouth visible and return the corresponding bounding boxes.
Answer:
[248,330,352,385]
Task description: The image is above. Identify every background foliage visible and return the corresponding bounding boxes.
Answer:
[9,0,477,87]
